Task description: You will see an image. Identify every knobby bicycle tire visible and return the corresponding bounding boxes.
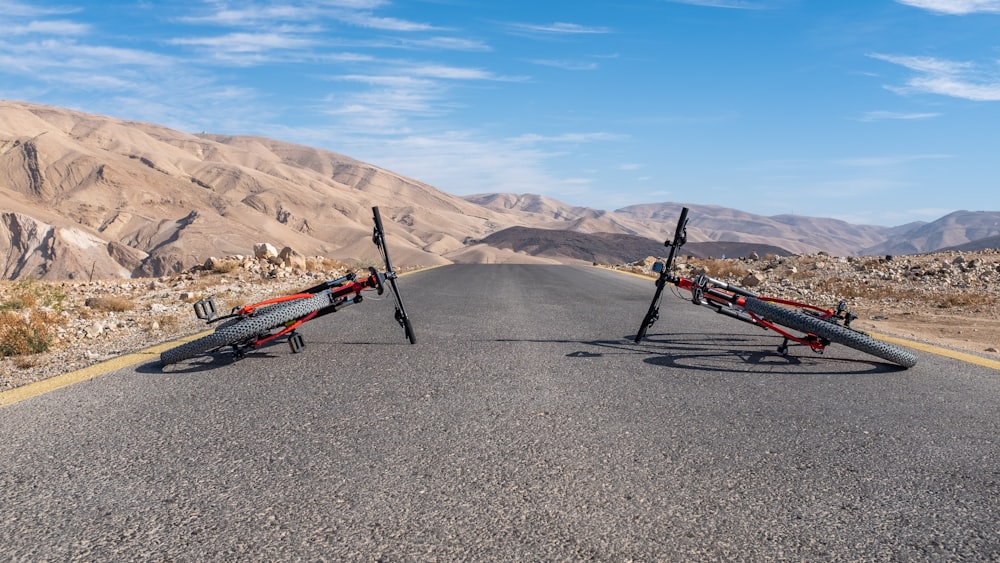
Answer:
[742,297,917,368]
[635,278,666,343]
[160,294,330,366]
[402,315,416,344]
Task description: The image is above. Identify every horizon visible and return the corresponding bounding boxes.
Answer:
[1,0,998,227]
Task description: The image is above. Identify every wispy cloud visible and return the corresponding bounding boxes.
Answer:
[836,154,953,167]
[505,22,612,35]
[530,59,599,71]
[895,0,1000,14]
[510,132,626,144]
[0,39,174,73]
[870,53,1000,101]
[399,36,492,52]
[317,55,523,135]
[340,12,438,31]
[178,1,437,32]
[6,20,89,35]
[0,0,80,18]
[663,0,768,9]
[858,110,942,121]
[170,32,317,53]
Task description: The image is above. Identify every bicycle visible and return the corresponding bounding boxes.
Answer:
[160,206,415,367]
[634,207,917,368]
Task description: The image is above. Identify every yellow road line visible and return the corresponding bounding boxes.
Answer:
[867,331,1000,371]
[0,330,212,409]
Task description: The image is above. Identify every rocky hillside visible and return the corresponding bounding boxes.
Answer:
[0,101,506,279]
[3,101,999,282]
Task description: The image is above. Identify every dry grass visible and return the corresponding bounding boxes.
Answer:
[930,293,992,309]
[0,279,67,311]
[810,277,997,310]
[690,258,750,279]
[140,314,180,333]
[0,280,69,357]
[211,260,240,274]
[84,296,134,312]
[0,309,64,356]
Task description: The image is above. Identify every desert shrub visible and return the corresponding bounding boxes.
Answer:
[84,296,134,312]
[0,309,62,356]
[211,260,239,274]
[141,314,179,333]
[789,267,818,281]
[931,294,990,309]
[0,279,67,312]
[693,258,749,279]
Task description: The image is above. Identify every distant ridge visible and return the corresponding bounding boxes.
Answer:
[938,234,1000,253]
[476,227,793,264]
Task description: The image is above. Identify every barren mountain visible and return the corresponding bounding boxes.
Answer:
[2,101,998,282]
[0,101,510,279]
[613,203,894,256]
[861,210,1000,256]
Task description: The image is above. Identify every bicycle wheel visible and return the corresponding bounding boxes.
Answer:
[742,297,917,368]
[160,293,330,366]
[634,278,666,343]
[402,314,416,344]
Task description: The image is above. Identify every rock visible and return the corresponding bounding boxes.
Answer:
[84,322,104,338]
[741,272,765,287]
[254,243,279,260]
[278,247,307,270]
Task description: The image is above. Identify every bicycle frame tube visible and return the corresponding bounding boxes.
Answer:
[249,279,374,348]
[673,273,835,352]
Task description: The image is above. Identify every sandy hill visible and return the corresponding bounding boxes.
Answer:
[0,101,519,279]
[3,101,998,281]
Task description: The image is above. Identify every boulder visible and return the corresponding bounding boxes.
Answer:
[254,243,278,260]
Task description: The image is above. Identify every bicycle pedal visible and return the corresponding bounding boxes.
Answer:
[288,332,306,354]
[193,297,219,320]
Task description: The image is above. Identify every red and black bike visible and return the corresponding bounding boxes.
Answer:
[160,206,415,367]
[634,207,917,368]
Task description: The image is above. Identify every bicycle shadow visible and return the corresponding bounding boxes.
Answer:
[135,347,286,374]
[640,332,910,374]
[497,330,908,375]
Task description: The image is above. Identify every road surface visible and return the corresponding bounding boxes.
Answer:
[1,265,997,560]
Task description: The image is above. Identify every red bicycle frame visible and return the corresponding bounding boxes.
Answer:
[674,273,835,353]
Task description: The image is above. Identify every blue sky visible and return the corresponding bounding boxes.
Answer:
[1,0,998,226]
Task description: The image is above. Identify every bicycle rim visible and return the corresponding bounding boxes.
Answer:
[743,297,917,368]
[635,280,666,343]
[160,294,330,366]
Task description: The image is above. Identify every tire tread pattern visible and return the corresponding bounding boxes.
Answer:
[160,294,330,366]
[742,297,917,368]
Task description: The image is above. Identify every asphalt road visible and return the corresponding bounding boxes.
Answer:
[2,264,998,561]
